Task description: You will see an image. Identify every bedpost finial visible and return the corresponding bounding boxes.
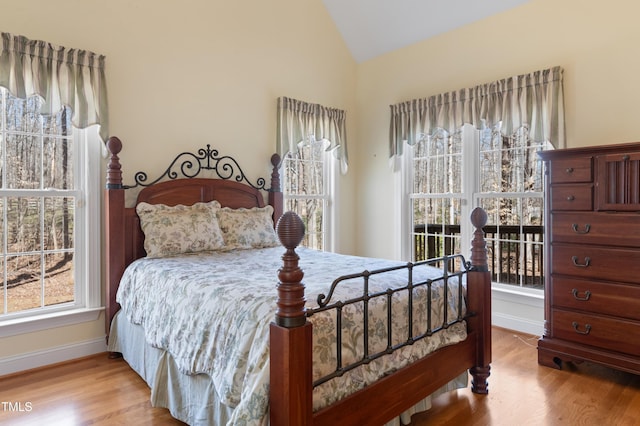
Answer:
[270,153,282,193]
[107,136,122,155]
[470,207,488,271]
[276,211,305,249]
[106,136,123,189]
[470,207,487,229]
[275,211,307,328]
[271,153,281,169]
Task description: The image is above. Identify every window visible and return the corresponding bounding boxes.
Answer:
[409,128,464,265]
[407,124,552,290]
[392,67,562,333]
[282,138,335,251]
[476,126,549,290]
[0,88,101,324]
[277,96,347,252]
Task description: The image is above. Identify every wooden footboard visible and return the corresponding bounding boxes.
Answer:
[270,209,492,425]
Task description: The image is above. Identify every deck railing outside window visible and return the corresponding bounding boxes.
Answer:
[414,224,544,289]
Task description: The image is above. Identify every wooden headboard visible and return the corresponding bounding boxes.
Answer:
[104,136,283,337]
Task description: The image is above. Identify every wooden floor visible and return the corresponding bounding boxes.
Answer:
[1,327,639,425]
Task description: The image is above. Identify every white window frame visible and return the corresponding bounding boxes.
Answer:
[0,124,102,338]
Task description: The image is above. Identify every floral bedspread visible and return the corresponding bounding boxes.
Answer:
[116,247,468,425]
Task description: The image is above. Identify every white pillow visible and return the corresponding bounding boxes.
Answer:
[136,200,225,258]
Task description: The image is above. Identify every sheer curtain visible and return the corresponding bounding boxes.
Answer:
[0,32,109,141]
[276,96,348,174]
[389,66,564,167]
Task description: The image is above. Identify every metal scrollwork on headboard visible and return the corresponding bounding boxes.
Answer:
[125,144,268,190]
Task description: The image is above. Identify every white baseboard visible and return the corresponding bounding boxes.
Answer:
[0,336,107,377]
[492,311,544,337]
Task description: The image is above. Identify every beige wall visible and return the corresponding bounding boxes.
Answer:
[0,0,357,363]
[354,0,640,258]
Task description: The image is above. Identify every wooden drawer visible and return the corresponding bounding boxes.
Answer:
[552,277,640,320]
[550,212,640,247]
[549,184,593,211]
[551,243,640,284]
[549,157,592,183]
[552,309,640,357]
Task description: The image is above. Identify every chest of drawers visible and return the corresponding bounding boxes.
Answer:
[538,142,640,375]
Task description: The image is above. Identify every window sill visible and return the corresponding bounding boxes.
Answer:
[491,284,544,335]
[491,284,544,306]
[0,307,104,338]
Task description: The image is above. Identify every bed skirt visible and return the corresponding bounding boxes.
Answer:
[107,311,468,425]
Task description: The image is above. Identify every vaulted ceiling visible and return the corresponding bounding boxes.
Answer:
[321,0,531,63]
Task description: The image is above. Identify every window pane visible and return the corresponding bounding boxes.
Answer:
[428,156,445,193]
[479,149,502,193]
[285,143,324,196]
[412,197,461,262]
[6,254,42,313]
[7,197,41,253]
[479,196,544,289]
[523,196,543,226]
[5,134,41,189]
[285,197,324,250]
[0,198,3,254]
[44,197,74,250]
[412,157,428,194]
[526,144,546,193]
[413,130,462,195]
[43,106,73,136]
[479,129,548,195]
[5,95,43,133]
[43,137,74,190]
[283,153,299,194]
[44,252,74,307]
[450,148,462,193]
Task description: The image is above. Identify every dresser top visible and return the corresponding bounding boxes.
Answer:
[538,141,640,160]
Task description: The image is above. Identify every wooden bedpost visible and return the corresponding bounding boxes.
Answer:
[466,207,492,394]
[269,153,283,225]
[270,212,312,426]
[104,136,126,340]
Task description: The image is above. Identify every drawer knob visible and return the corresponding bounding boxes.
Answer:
[571,256,591,267]
[566,195,575,201]
[572,321,592,335]
[565,167,574,173]
[572,223,591,234]
[571,288,591,301]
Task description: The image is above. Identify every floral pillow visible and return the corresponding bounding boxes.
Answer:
[136,200,225,258]
[216,205,280,250]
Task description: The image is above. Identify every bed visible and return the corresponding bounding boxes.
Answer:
[104,136,492,426]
